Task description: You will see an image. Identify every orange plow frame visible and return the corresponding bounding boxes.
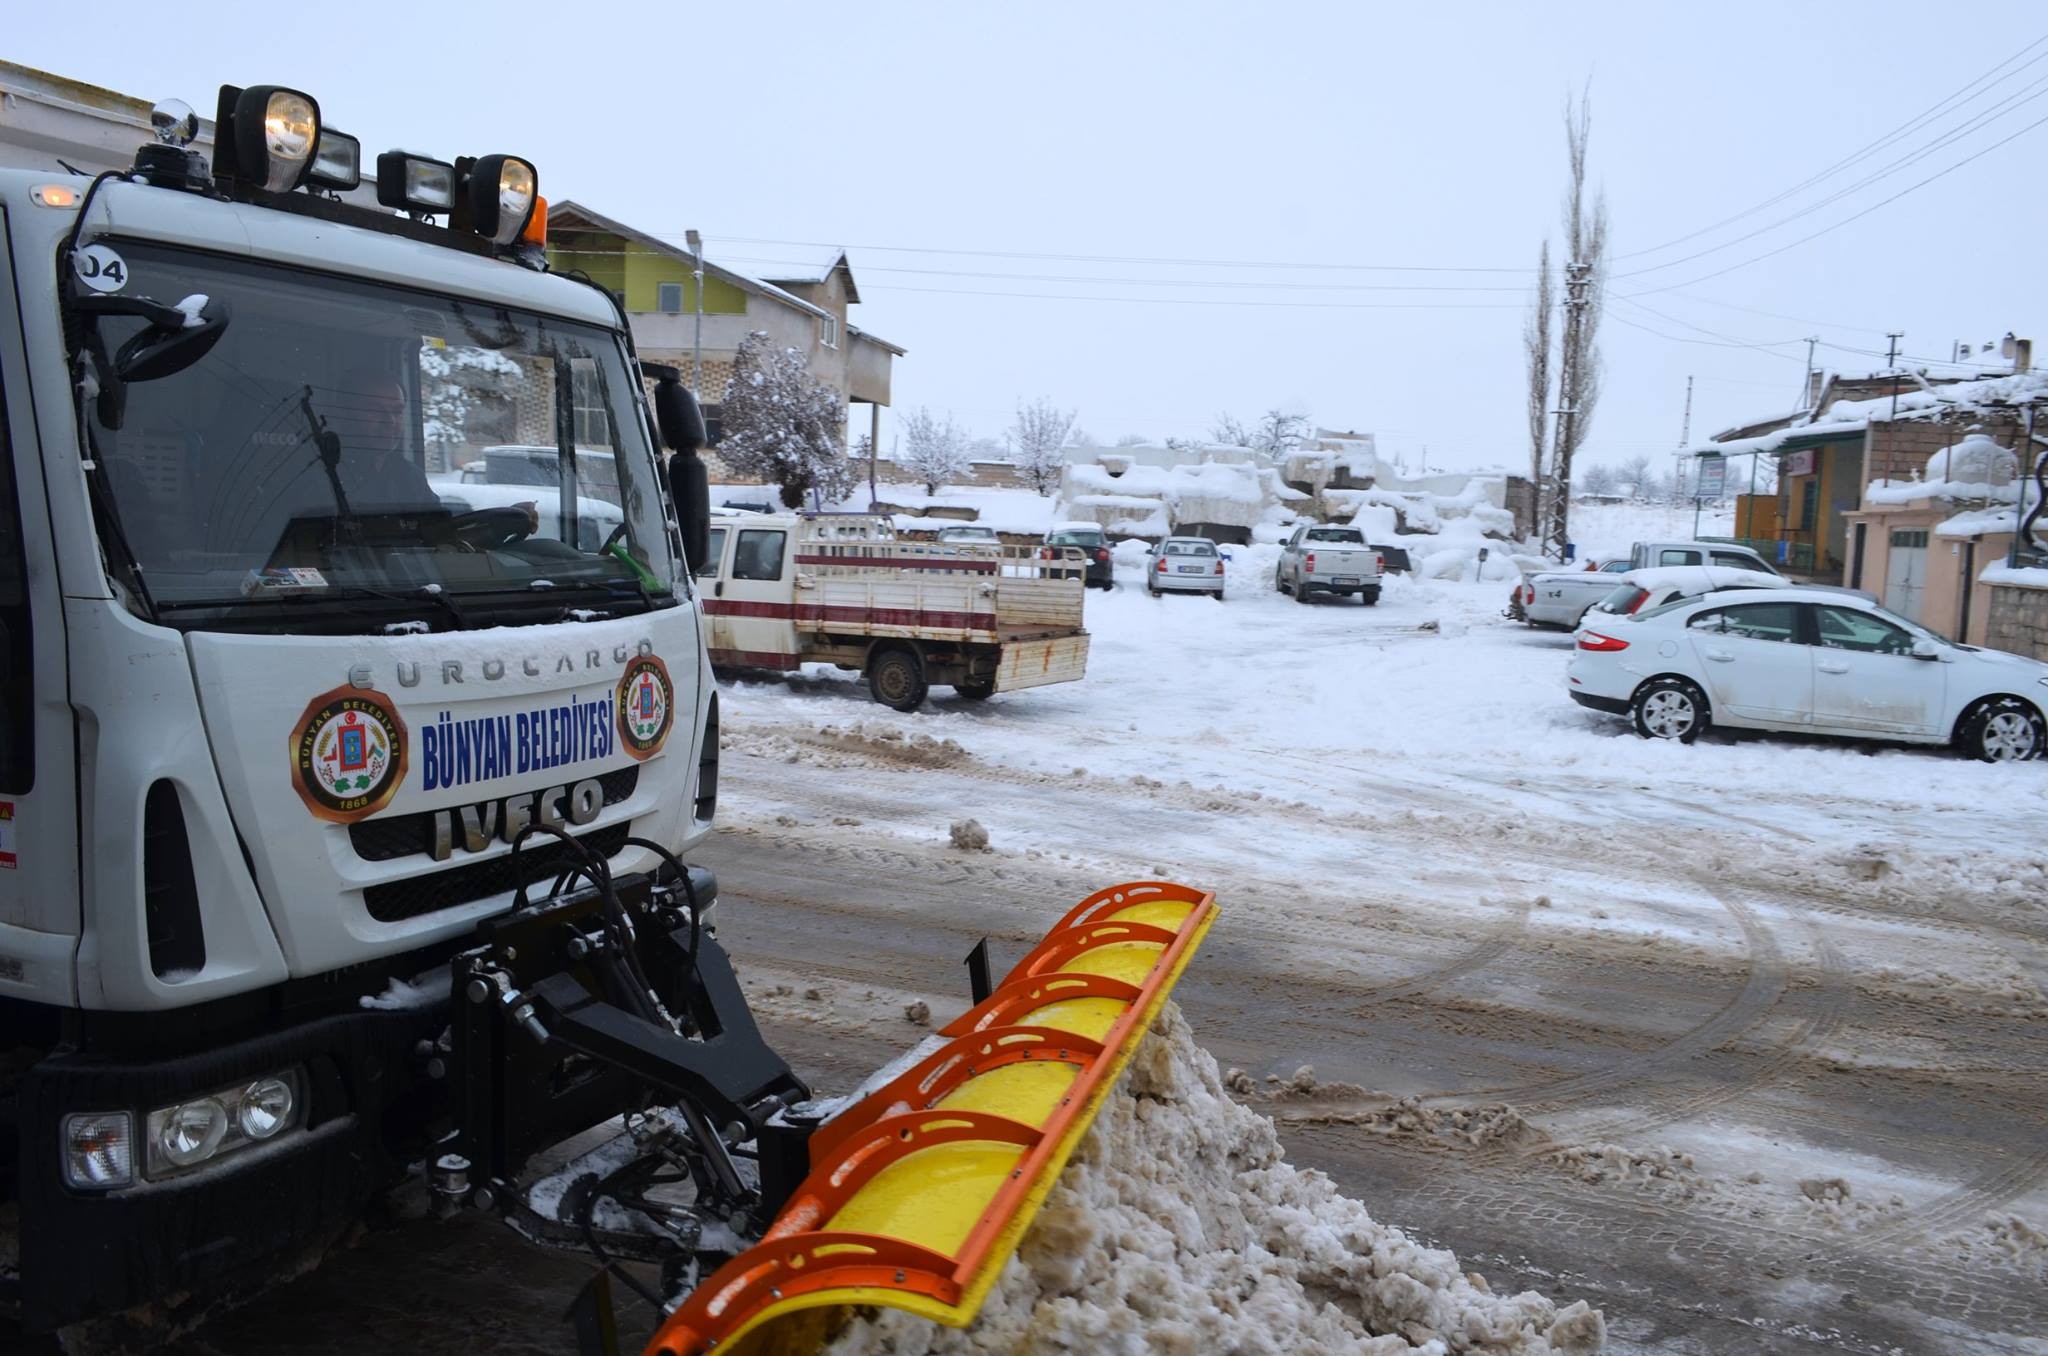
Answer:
[645,880,1217,1355]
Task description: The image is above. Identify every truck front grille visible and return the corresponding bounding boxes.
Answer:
[348,767,640,862]
[362,824,633,922]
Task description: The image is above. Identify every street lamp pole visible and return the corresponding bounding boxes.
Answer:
[685,228,704,398]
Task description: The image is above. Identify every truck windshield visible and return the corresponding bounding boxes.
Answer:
[80,241,676,626]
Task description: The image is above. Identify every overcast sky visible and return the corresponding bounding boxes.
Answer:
[13,2,2047,473]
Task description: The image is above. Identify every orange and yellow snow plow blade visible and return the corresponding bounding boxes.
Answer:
[645,880,1217,1356]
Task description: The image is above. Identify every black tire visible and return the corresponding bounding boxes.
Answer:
[1147,579,1160,596]
[1275,568,1289,594]
[1294,583,1313,604]
[1630,677,1708,743]
[867,648,928,711]
[953,679,995,701]
[1361,589,1380,606]
[1213,588,1225,602]
[1958,696,2045,763]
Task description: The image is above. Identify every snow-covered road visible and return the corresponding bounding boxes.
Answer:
[703,546,2048,1354]
[161,525,2048,1356]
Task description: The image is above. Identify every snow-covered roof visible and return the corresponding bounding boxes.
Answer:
[1865,432,2021,506]
[1692,368,2048,459]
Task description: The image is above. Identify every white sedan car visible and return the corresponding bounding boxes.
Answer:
[1567,587,2048,761]
[1145,536,1229,598]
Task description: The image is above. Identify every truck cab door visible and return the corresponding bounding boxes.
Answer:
[0,208,83,1003]
[711,525,799,668]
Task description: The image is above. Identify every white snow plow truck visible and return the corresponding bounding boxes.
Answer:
[0,86,1216,1354]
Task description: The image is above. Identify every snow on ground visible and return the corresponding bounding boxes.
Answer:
[708,499,2048,1352]
[825,1005,1604,1356]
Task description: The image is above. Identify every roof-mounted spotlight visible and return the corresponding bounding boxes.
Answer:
[454,155,538,246]
[306,128,361,192]
[375,150,457,217]
[215,85,321,193]
[131,97,209,191]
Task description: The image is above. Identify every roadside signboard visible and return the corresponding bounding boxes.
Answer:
[1695,452,1727,501]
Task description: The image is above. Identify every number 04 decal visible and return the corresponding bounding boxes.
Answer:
[73,244,129,293]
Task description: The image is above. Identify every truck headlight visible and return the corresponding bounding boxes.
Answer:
[62,1111,134,1189]
[461,154,538,245]
[307,128,361,192]
[144,1070,302,1179]
[229,85,322,192]
[376,151,457,215]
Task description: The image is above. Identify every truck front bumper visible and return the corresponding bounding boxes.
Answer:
[11,861,722,1333]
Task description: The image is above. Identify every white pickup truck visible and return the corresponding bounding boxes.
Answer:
[1513,541,1780,628]
[1275,524,1384,605]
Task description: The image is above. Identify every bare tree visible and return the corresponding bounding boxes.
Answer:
[1523,240,1553,509]
[1577,461,1618,497]
[898,406,971,495]
[1208,413,1254,449]
[1252,409,1310,458]
[1009,397,1078,495]
[716,330,851,508]
[1622,456,1654,499]
[1539,85,1608,559]
[1113,432,1151,447]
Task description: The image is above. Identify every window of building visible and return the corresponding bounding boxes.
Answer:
[732,529,787,581]
[657,282,684,314]
[819,315,839,349]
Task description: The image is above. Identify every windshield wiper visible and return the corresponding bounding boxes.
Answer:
[160,583,471,630]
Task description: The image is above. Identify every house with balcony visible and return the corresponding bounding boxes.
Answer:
[545,203,903,461]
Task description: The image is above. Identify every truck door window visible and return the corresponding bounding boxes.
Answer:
[1659,549,1701,566]
[695,525,727,577]
[1711,551,1759,570]
[0,359,30,791]
[732,530,786,581]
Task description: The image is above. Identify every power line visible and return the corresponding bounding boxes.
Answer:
[1611,105,2048,298]
[1613,35,2048,261]
[711,254,1534,293]
[1611,66,2048,280]
[651,233,1534,275]
[1605,293,1809,359]
[856,283,1526,310]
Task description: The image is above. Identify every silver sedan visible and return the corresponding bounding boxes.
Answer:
[1145,536,1229,598]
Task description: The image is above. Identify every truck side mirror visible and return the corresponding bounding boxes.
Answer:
[653,377,706,454]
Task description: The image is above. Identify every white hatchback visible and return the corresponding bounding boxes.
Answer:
[1566,587,2048,761]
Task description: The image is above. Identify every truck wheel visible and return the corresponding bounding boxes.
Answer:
[1361,589,1380,606]
[1275,567,1288,594]
[953,679,995,700]
[1959,696,2045,762]
[868,649,928,711]
[1631,677,1707,743]
[1294,582,1313,604]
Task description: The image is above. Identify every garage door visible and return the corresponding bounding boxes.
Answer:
[1884,529,1928,622]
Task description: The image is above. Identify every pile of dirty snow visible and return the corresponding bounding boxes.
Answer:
[823,1004,1604,1355]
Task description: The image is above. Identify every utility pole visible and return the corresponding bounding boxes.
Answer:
[1543,258,1593,560]
[1885,331,1904,424]
[1679,374,1693,448]
[1798,337,1819,410]
[685,228,705,399]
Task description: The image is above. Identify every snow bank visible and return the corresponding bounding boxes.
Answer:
[1061,461,1304,536]
[823,1004,1603,1356]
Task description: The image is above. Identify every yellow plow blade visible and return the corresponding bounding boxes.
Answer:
[645,880,1217,1356]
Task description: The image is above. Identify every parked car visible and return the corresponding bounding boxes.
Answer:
[1146,536,1228,598]
[1042,521,1115,589]
[1509,557,1634,626]
[1276,523,1382,604]
[1515,543,1785,628]
[1566,588,2048,761]
[428,477,623,550]
[1585,565,1794,621]
[936,524,1003,547]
